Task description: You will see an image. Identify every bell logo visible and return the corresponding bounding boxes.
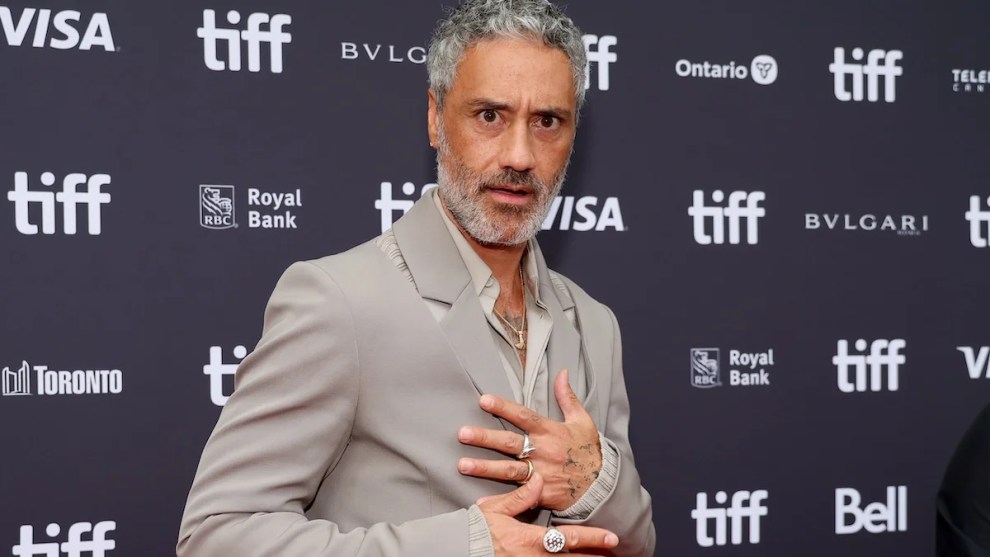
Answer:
[833,339,905,393]
[835,487,907,535]
[688,190,765,245]
[7,171,112,235]
[0,7,115,51]
[829,47,903,103]
[12,521,116,556]
[691,490,768,547]
[197,9,291,73]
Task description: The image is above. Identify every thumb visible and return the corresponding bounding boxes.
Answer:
[554,369,585,422]
[479,473,544,516]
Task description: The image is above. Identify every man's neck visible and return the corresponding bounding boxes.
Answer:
[439,199,526,290]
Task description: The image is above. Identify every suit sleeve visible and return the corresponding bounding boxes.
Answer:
[936,403,990,556]
[176,261,473,557]
[552,305,656,557]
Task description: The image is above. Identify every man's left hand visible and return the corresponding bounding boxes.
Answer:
[457,369,603,511]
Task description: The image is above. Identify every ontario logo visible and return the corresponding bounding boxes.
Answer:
[200,185,236,229]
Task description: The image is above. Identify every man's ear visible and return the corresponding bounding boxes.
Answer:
[427,90,439,149]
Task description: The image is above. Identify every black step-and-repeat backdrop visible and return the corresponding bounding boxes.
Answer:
[2,1,988,555]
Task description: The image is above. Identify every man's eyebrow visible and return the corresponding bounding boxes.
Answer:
[466,98,511,111]
[535,106,572,121]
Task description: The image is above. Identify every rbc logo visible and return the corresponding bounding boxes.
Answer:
[197,9,291,73]
[691,490,768,547]
[7,171,112,235]
[203,345,246,406]
[688,190,765,245]
[12,521,116,556]
[690,348,721,388]
[200,185,236,229]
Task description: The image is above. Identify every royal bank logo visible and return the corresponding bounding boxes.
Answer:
[200,185,236,229]
[675,54,778,85]
[2,361,31,396]
[951,68,987,94]
[830,47,903,103]
[204,345,246,406]
[690,348,721,388]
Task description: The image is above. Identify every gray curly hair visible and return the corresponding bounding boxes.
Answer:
[427,0,587,112]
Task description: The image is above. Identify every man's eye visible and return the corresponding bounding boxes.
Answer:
[539,115,558,128]
[481,110,498,123]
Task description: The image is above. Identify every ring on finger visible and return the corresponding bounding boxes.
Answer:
[519,459,534,484]
[517,433,536,460]
[543,526,566,553]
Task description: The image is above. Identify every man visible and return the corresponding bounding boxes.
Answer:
[937,403,990,556]
[177,1,655,555]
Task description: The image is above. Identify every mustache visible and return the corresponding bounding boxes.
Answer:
[478,169,544,192]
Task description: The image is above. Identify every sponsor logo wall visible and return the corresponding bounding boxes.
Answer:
[2,2,988,556]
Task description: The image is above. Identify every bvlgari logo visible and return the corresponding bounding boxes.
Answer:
[805,213,929,236]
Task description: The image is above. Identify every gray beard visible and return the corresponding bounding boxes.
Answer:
[434,125,568,247]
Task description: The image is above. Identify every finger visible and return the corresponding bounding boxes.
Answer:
[554,525,620,551]
[458,426,526,456]
[553,369,588,423]
[458,458,532,483]
[478,473,543,516]
[480,393,546,433]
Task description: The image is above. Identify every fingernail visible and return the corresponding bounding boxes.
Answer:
[480,395,494,409]
[458,459,474,473]
[604,534,619,546]
[458,427,474,442]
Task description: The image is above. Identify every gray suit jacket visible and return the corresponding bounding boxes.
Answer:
[177,195,656,556]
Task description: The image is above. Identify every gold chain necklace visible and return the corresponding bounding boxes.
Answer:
[492,265,527,350]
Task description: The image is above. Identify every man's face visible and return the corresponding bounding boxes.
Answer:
[428,37,577,246]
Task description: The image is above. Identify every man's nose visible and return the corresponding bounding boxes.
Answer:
[498,122,536,172]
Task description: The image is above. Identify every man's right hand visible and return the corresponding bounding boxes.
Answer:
[478,473,620,556]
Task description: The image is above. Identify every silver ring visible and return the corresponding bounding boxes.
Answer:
[520,459,534,484]
[543,527,566,553]
[517,434,536,460]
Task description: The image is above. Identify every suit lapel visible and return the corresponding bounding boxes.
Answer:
[391,195,516,412]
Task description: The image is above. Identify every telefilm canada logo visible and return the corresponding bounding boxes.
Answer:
[375,181,625,233]
[2,360,123,397]
[675,54,778,85]
[690,348,774,388]
[0,7,116,51]
[198,9,291,73]
[951,67,987,94]
[199,185,303,230]
[11,520,116,556]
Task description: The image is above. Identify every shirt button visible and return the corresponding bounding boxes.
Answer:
[486,278,495,288]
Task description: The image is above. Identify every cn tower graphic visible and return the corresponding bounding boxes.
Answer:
[2,361,31,396]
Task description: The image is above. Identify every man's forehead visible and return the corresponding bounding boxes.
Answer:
[448,37,575,108]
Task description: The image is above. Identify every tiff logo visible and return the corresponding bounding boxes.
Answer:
[834,339,905,393]
[583,34,617,91]
[958,346,990,379]
[12,521,115,556]
[204,345,246,406]
[2,361,31,396]
[375,181,437,233]
[830,47,903,102]
[7,172,111,235]
[688,190,765,245]
[692,490,768,547]
[836,486,907,535]
[197,9,291,73]
[965,195,990,247]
